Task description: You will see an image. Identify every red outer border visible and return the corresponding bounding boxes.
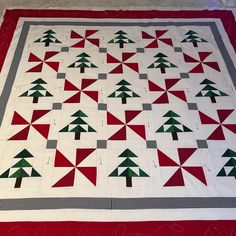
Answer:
[0,9,236,234]
[0,9,235,72]
[1,220,236,235]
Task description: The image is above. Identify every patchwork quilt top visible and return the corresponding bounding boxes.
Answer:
[0,10,236,221]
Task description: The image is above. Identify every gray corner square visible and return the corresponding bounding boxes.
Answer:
[146,140,157,149]
[61,47,69,52]
[57,73,66,79]
[142,103,152,111]
[174,47,183,52]
[139,74,148,80]
[196,140,208,149]
[99,48,107,53]
[46,140,58,149]
[187,103,198,110]
[137,48,145,53]
[97,140,107,149]
[98,73,107,80]
[98,103,107,110]
[180,73,189,79]
[52,103,62,110]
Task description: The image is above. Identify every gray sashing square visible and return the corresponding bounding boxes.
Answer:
[98,73,107,80]
[180,73,190,79]
[61,47,69,52]
[57,73,66,79]
[146,140,157,149]
[46,140,58,149]
[187,103,198,110]
[137,48,145,53]
[99,48,107,53]
[98,103,107,110]
[52,103,62,110]
[139,74,148,80]
[142,103,152,111]
[196,140,208,149]
[97,140,107,149]
[174,47,183,52]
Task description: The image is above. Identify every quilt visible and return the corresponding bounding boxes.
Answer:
[0,9,236,235]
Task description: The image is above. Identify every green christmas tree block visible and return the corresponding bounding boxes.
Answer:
[20,78,53,103]
[109,149,149,187]
[0,149,41,188]
[34,30,61,47]
[156,110,192,140]
[108,79,140,104]
[148,53,177,74]
[217,149,236,180]
[68,53,97,73]
[60,110,96,140]
[196,79,228,103]
[108,30,135,48]
[181,30,207,47]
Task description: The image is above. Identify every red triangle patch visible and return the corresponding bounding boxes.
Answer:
[52,169,75,187]
[64,92,81,103]
[11,112,29,125]
[107,112,124,125]
[159,38,173,46]
[77,167,97,185]
[164,168,184,186]
[183,53,199,63]
[153,92,169,104]
[109,64,123,74]
[8,125,30,140]
[199,111,219,124]
[70,30,83,38]
[142,31,154,39]
[122,53,135,62]
[148,80,164,91]
[83,91,98,102]
[146,40,158,48]
[217,109,234,123]
[198,52,212,61]
[183,167,207,185]
[165,79,180,90]
[157,149,178,167]
[44,51,59,61]
[87,38,99,47]
[54,150,74,167]
[208,125,225,140]
[178,148,197,165]
[124,63,139,73]
[76,148,95,165]
[189,63,204,73]
[32,124,50,139]
[223,124,236,134]
[27,63,43,73]
[85,30,98,38]
[28,53,42,62]
[155,30,168,38]
[125,110,141,123]
[128,125,146,140]
[64,80,79,91]
[203,62,220,72]
[81,79,96,90]
[109,126,126,140]
[107,54,120,63]
[31,110,50,123]
[45,62,59,72]
[71,40,85,48]
[169,91,187,102]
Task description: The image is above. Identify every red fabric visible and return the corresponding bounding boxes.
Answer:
[1,220,236,235]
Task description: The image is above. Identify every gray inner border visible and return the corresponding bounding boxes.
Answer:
[0,20,236,211]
